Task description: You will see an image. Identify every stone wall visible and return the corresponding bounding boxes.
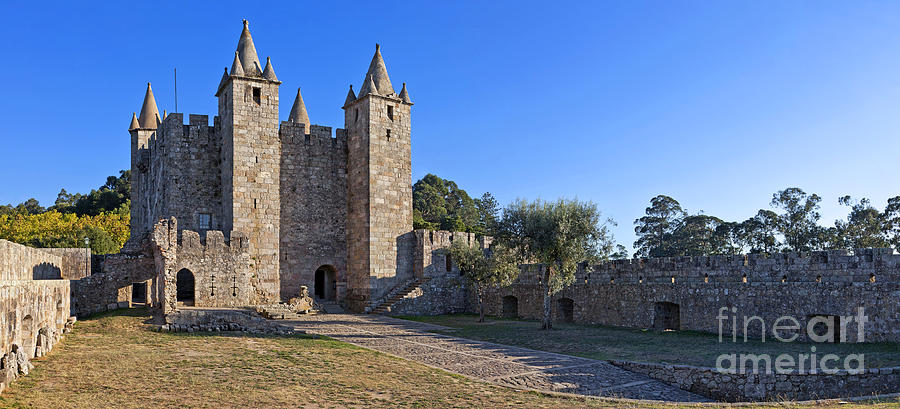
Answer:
[485,249,900,342]
[613,360,900,402]
[279,122,348,301]
[70,252,155,317]
[0,239,73,393]
[39,248,91,280]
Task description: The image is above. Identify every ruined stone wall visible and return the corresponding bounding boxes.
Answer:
[384,230,487,315]
[39,248,90,280]
[0,239,72,393]
[168,229,252,309]
[70,253,155,317]
[485,249,900,342]
[279,122,348,301]
[345,94,413,311]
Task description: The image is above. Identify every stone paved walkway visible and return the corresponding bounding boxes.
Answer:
[282,313,710,402]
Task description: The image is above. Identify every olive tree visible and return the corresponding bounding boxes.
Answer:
[448,240,518,322]
[497,198,616,330]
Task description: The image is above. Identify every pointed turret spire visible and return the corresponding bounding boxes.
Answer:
[288,87,309,125]
[360,44,394,96]
[231,51,245,77]
[344,84,357,106]
[399,82,411,104]
[129,112,139,130]
[360,73,379,97]
[236,19,261,76]
[262,57,278,81]
[138,82,159,129]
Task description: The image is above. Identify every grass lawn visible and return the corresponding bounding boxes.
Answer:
[397,314,900,369]
[0,309,895,409]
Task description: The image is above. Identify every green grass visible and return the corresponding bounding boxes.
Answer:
[397,314,900,368]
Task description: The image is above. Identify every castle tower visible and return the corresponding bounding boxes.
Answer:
[129,82,160,237]
[215,20,282,303]
[343,44,414,312]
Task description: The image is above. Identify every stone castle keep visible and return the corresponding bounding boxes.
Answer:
[127,20,415,313]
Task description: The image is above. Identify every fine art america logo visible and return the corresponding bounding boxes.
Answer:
[715,307,867,374]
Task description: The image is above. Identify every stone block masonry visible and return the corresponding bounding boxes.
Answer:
[0,240,74,394]
[484,249,900,342]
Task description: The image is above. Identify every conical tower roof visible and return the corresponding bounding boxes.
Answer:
[262,57,278,81]
[288,87,309,125]
[359,73,379,97]
[360,44,394,96]
[343,84,357,107]
[138,82,159,129]
[399,82,411,104]
[236,19,261,76]
[129,112,140,130]
[231,51,245,77]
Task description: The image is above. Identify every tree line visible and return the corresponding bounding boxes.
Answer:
[0,171,132,254]
[633,187,900,258]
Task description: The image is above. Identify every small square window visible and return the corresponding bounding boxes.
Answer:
[252,87,261,104]
[198,213,212,230]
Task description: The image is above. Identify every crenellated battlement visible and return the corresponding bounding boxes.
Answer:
[279,121,347,149]
[512,248,899,285]
[177,230,249,254]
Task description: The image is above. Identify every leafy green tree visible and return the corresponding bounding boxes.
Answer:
[475,192,500,236]
[669,214,724,256]
[770,188,822,252]
[713,221,743,255]
[633,195,686,257]
[15,198,45,215]
[448,241,519,322]
[835,196,890,250]
[882,196,900,250]
[412,174,483,233]
[738,210,780,253]
[498,198,616,330]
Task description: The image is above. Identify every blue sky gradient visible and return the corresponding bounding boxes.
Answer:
[3,1,900,252]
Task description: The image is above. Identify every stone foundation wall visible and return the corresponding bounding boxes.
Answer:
[613,360,900,402]
[0,240,73,393]
[163,308,292,335]
[70,253,155,317]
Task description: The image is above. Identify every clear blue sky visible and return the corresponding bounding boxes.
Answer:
[3,1,900,253]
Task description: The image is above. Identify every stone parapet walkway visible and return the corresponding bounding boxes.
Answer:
[282,313,710,402]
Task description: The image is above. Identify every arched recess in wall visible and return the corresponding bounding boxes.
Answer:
[314,265,337,301]
[557,298,575,323]
[501,296,518,319]
[176,269,195,306]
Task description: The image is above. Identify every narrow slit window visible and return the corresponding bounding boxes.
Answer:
[387,105,394,121]
[386,129,391,140]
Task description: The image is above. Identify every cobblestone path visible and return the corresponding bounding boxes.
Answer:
[283,313,710,402]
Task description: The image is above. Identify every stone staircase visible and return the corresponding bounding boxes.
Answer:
[369,278,429,315]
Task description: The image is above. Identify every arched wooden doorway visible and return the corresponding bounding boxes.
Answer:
[176,268,195,306]
[314,265,337,301]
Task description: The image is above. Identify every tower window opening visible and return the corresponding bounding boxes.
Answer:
[387,105,394,121]
[355,109,359,122]
[252,87,261,104]
[198,213,211,230]
[253,198,258,209]
[386,129,391,140]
